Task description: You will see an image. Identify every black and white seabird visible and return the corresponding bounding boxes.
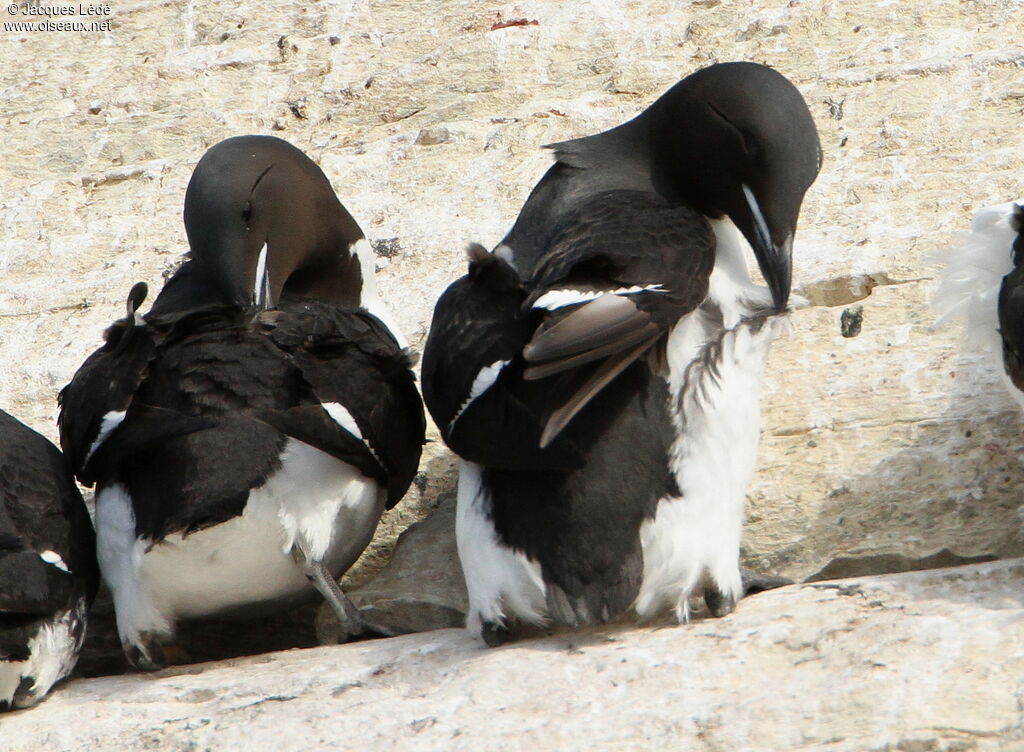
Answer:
[58,135,425,669]
[1,410,98,709]
[423,62,821,645]
[935,200,1024,408]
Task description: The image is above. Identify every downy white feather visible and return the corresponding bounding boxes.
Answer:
[932,201,1024,407]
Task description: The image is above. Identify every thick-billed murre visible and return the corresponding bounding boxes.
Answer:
[59,135,425,669]
[423,62,821,644]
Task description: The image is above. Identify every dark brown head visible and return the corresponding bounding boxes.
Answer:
[183,135,366,309]
[647,62,822,311]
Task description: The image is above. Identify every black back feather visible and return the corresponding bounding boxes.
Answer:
[60,281,425,541]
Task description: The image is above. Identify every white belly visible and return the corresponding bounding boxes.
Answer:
[97,439,384,646]
[636,217,785,621]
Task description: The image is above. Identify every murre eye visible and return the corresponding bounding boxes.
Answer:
[242,201,253,225]
[738,130,761,161]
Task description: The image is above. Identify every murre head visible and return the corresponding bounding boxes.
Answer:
[647,62,821,312]
[183,135,366,309]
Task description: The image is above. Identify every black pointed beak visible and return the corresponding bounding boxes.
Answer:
[741,185,792,313]
[758,234,792,313]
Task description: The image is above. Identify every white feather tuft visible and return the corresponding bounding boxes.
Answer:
[0,600,88,709]
[932,201,1023,355]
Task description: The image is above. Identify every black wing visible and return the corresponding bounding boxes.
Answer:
[257,300,426,509]
[422,246,583,470]
[58,283,171,486]
[110,309,291,539]
[0,410,97,615]
[521,190,715,443]
[62,297,424,540]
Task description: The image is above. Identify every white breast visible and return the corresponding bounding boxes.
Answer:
[636,217,786,622]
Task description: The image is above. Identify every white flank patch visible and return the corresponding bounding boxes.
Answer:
[83,410,126,466]
[322,402,362,439]
[532,284,666,311]
[95,483,171,657]
[323,401,384,462]
[0,659,20,709]
[635,220,784,622]
[39,550,69,573]
[456,460,547,637]
[352,238,408,349]
[449,360,510,428]
[97,441,383,659]
[0,599,88,709]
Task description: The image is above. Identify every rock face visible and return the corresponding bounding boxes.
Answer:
[1,0,1021,592]
[2,0,1024,720]
[3,560,1022,751]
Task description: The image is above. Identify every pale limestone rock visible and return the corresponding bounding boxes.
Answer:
[3,561,1022,751]
[2,0,1024,675]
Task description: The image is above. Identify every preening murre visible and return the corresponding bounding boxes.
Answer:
[0,410,98,710]
[423,62,821,645]
[59,135,425,669]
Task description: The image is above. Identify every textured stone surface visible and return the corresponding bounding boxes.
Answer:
[4,560,1023,751]
[2,0,1024,673]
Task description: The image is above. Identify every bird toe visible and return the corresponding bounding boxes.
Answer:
[480,620,510,647]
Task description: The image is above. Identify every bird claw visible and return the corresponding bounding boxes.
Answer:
[125,631,167,671]
[702,584,738,618]
[480,620,510,647]
[335,611,409,643]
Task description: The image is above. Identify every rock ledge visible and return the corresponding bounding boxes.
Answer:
[4,559,1021,752]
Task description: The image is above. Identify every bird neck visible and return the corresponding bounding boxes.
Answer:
[280,244,365,307]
